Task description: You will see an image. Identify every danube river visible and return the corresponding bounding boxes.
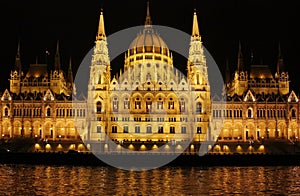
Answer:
[0,165,300,195]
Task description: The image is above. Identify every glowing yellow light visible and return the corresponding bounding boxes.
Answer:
[69,144,75,150]
[140,144,147,151]
[165,144,170,150]
[236,145,242,152]
[57,144,63,150]
[128,144,134,150]
[34,143,40,150]
[176,145,182,150]
[258,145,265,152]
[45,144,51,150]
[78,144,84,151]
[152,144,158,150]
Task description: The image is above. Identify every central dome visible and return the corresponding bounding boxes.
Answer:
[124,2,173,70]
[129,30,168,49]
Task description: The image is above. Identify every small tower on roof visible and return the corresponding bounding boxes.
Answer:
[15,40,22,73]
[54,41,61,71]
[237,41,244,71]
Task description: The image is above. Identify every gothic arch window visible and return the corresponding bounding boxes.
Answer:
[168,98,174,110]
[146,98,152,112]
[96,101,102,113]
[179,98,186,112]
[247,108,253,118]
[4,107,9,117]
[157,97,163,110]
[292,109,297,118]
[196,102,202,113]
[134,97,141,109]
[124,97,130,109]
[46,108,51,117]
[112,97,119,112]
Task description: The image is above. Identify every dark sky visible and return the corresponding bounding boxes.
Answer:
[0,0,299,92]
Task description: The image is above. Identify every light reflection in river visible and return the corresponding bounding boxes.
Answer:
[1,165,300,195]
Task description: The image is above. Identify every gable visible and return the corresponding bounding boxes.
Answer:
[43,89,55,101]
[243,90,255,102]
[1,89,12,101]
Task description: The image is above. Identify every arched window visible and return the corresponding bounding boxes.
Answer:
[247,108,253,118]
[179,99,185,112]
[146,126,152,133]
[134,97,141,109]
[168,98,174,110]
[157,97,163,109]
[124,98,130,109]
[292,109,297,118]
[4,108,9,117]
[112,97,119,112]
[96,101,102,113]
[196,102,202,113]
[146,98,152,112]
[46,108,51,117]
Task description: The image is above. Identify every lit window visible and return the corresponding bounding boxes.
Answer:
[97,125,101,133]
[181,126,187,134]
[158,126,163,133]
[135,126,140,133]
[123,126,128,133]
[112,125,117,133]
[170,126,175,134]
[146,126,152,133]
[197,127,202,134]
[96,101,102,113]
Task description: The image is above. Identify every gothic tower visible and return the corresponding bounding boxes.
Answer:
[87,10,110,141]
[10,41,23,94]
[187,10,211,140]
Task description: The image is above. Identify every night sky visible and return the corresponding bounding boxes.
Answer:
[0,0,299,93]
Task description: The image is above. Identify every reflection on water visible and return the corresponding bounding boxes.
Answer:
[1,164,300,195]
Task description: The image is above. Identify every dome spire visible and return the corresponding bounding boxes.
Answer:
[96,9,106,41]
[144,1,152,28]
[192,10,201,41]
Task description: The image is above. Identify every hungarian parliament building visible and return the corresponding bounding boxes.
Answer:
[0,3,299,151]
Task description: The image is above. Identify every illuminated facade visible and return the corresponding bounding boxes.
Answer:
[0,3,299,152]
[85,3,211,147]
[0,41,86,141]
[213,42,299,141]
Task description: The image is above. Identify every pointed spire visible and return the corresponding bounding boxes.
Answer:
[277,42,284,73]
[54,40,61,71]
[237,41,244,71]
[96,9,106,41]
[67,57,74,84]
[15,40,22,72]
[145,1,152,28]
[192,10,201,41]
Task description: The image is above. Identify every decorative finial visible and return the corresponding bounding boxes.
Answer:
[145,1,152,27]
[97,9,106,40]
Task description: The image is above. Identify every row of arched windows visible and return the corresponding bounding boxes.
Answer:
[96,100,202,113]
[105,125,203,134]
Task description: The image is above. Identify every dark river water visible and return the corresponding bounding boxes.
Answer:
[1,164,300,195]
